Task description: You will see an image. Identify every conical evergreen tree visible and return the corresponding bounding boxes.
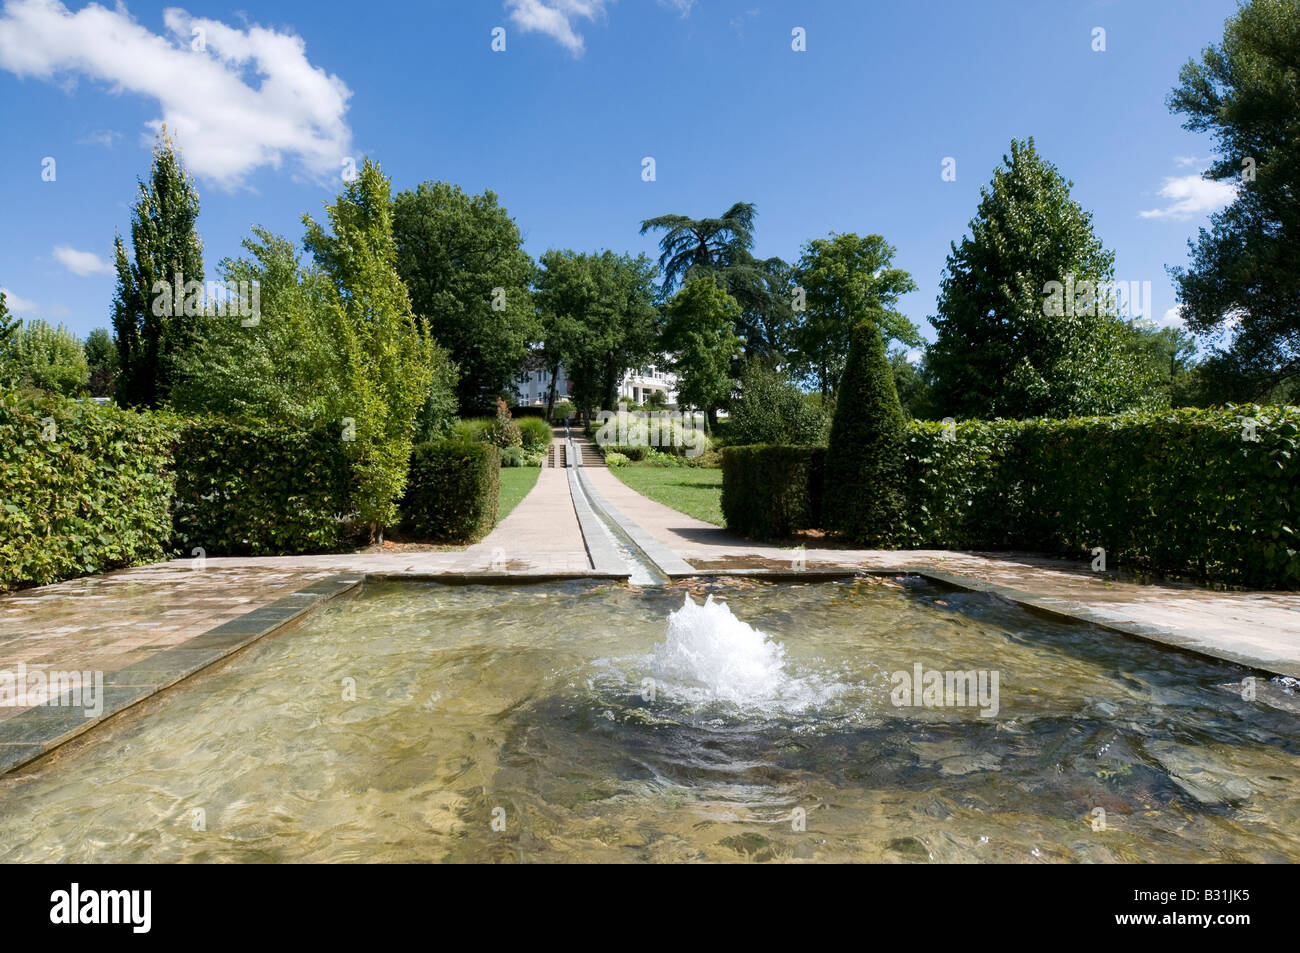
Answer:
[112,128,204,408]
[823,315,906,543]
[926,138,1155,418]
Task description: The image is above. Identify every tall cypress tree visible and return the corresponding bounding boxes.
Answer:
[112,128,204,408]
[823,315,906,544]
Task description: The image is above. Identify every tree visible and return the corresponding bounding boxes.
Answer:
[888,350,934,420]
[662,276,743,429]
[0,291,17,387]
[0,290,16,353]
[823,317,905,543]
[729,362,830,445]
[4,319,89,396]
[926,138,1158,419]
[83,329,118,398]
[304,159,437,541]
[112,128,204,408]
[792,232,920,397]
[534,249,659,419]
[392,182,535,414]
[1167,0,1300,399]
[1122,322,1201,408]
[170,228,347,425]
[640,202,794,363]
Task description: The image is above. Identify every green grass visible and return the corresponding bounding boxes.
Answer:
[498,467,541,522]
[610,465,724,525]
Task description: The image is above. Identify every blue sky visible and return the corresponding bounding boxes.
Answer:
[0,0,1243,350]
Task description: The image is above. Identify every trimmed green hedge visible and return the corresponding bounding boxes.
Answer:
[402,439,500,542]
[900,406,1300,587]
[0,393,177,588]
[173,419,353,556]
[724,406,1300,587]
[721,445,824,540]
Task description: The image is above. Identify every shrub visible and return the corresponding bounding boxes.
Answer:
[517,416,553,452]
[402,439,500,542]
[721,445,824,540]
[0,392,176,589]
[173,418,353,556]
[552,400,574,422]
[730,364,831,446]
[643,449,686,468]
[501,446,524,467]
[478,398,522,448]
[604,444,648,462]
[604,451,630,467]
[823,318,906,544]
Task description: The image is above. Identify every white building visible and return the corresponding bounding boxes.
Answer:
[513,360,678,408]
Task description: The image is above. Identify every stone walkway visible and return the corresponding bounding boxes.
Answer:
[1,429,1298,773]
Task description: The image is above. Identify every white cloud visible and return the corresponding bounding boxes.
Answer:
[0,287,39,315]
[658,0,696,15]
[1174,155,1208,168]
[1159,306,1185,328]
[0,0,353,189]
[1140,173,1236,221]
[506,0,609,55]
[53,244,111,276]
[78,128,120,147]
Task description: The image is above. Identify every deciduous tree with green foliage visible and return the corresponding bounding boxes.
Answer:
[392,182,535,414]
[662,276,743,428]
[823,316,905,543]
[729,362,830,445]
[304,159,437,541]
[926,138,1158,419]
[170,228,344,424]
[111,129,204,409]
[792,232,920,397]
[535,249,659,419]
[4,320,89,396]
[1167,0,1300,399]
[83,329,118,398]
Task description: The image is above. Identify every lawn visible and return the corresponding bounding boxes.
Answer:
[610,465,724,526]
[499,467,541,521]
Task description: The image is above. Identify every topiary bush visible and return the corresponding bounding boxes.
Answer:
[822,317,906,544]
[0,392,176,589]
[173,418,353,556]
[721,444,824,540]
[401,439,500,542]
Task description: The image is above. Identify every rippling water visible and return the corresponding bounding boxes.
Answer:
[1,577,1297,863]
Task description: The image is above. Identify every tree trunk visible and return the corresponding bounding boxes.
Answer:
[544,357,560,421]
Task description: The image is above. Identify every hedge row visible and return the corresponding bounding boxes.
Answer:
[1,395,507,590]
[0,393,177,588]
[900,406,1300,587]
[723,406,1300,588]
[402,439,500,543]
[721,445,824,540]
[173,419,353,556]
